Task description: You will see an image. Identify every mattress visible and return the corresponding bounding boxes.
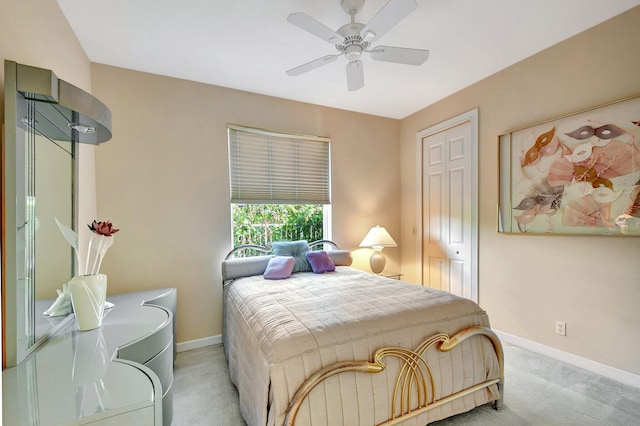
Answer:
[223,266,500,426]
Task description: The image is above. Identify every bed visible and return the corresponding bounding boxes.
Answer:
[222,240,504,426]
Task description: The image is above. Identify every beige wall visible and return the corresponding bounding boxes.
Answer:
[0,0,90,95]
[90,65,400,344]
[400,6,640,375]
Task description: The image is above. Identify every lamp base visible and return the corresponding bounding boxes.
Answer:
[369,248,386,274]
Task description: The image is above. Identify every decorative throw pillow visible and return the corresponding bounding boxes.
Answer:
[263,256,296,280]
[306,250,336,274]
[272,240,312,273]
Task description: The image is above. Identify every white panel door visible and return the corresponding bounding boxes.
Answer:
[421,119,476,300]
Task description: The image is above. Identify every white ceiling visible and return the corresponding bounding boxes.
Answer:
[57,0,640,119]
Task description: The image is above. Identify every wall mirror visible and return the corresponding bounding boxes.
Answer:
[2,60,112,367]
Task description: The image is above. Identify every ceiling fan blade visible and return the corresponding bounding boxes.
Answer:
[287,55,340,76]
[346,60,364,91]
[287,12,345,44]
[360,0,417,43]
[370,45,429,65]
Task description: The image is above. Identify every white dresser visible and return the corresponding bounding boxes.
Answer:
[3,288,177,425]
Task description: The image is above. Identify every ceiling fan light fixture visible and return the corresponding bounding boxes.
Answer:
[363,30,376,41]
[345,44,363,60]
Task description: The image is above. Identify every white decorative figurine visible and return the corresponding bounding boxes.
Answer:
[43,283,73,317]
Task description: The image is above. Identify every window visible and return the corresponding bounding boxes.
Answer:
[228,125,331,247]
[231,204,324,247]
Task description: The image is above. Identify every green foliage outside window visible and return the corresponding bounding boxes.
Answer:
[232,204,323,248]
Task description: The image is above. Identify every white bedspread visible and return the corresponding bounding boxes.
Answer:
[224,267,500,426]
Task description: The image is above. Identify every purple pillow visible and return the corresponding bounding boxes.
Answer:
[263,256,296,280]
[305,250,336,274]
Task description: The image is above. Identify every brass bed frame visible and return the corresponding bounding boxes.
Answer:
[224,241,505,426]
[284,326,504,426]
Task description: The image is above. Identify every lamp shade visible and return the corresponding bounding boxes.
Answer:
[359,226,397,248]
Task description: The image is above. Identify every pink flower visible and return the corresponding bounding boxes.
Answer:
[88,220,120,237]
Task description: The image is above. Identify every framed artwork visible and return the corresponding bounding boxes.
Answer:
[499,95,640,235]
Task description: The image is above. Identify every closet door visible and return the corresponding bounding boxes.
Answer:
[421,114,477,301]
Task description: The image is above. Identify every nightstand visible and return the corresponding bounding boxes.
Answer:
[381,272,403,280]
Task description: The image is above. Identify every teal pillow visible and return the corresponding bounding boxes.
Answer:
[271,240,311,273]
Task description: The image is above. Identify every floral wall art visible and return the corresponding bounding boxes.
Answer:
[499,95,640,235]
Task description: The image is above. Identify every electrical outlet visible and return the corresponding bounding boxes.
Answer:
[555,321,566,336]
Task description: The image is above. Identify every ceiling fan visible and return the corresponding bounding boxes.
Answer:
[286,0,429,91]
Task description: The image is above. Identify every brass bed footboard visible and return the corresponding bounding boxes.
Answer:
[284,326,504,426]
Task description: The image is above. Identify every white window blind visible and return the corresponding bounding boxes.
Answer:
[228,125,331,204]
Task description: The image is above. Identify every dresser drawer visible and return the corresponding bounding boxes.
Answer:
[142,288,177,359]
[117,315,172,364]
[145,341,174,397]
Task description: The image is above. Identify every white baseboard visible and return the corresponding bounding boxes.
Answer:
[495,330,640,389]
[177,334,222,353]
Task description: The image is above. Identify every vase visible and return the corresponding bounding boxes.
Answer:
[69,274,107,331]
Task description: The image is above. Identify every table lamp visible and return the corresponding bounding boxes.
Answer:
[359,225,397,274]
